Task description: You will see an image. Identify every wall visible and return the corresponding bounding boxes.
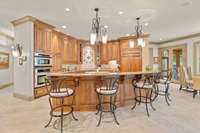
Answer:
[0,34,13,87]
[13,21,34,99]
[149,44,159,71]
[157,36,200,75]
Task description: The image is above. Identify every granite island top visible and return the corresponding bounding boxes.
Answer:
[48,71,159,77]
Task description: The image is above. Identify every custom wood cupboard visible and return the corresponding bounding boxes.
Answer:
[119,39,142,72]
[100,41,120,64]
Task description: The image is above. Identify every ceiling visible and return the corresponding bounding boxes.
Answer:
[0,0,200,42]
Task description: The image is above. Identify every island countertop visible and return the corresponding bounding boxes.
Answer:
[48,71,159,77]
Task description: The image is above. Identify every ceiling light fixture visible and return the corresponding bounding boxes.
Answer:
[90,8,108,45]
[144,22,149,26]
[135,17,145,47]
[65,8,70,12]
[62,25,67,29]
[118,11,124,15]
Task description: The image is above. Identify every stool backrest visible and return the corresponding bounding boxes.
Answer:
[97,76,120,91]
[45,77,66,93]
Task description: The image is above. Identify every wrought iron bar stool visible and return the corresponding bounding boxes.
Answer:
[131,74,157,116]
[155,70,172,106]
[44,77,78,133]
[95,75,120,126]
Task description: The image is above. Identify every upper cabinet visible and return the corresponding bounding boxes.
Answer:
[107,41,120,62]
[100,43,108,64]
[119,39,142,72]
[62,37,80,64]
[34,25,45,52]
[100,41,120,64]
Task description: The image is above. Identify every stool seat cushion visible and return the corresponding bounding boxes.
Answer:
[96,87,117,95]
[136,82,153,89]
[50,88,74,97]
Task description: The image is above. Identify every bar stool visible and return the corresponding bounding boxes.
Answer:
[155,70,172,106]
[45,77,78,133]
[131,74,157,116]
[95,75,120,126]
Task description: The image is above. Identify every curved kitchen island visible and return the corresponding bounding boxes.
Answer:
[48,71,158,111]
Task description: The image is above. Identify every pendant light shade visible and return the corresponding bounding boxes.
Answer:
[90,33,97,45]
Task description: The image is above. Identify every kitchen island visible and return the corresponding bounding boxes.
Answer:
[48,71,158,111]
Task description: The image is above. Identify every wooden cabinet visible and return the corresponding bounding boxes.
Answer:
[107,41,120,62]
[100,44,108,64]
[100,41,120,64]
[34,25,53,53]
[34,87,48,98]
[120,39,142,72]
[51,32,62,54]
[61,37,80,64]
[52,54,62,72]
[34,25,45,52]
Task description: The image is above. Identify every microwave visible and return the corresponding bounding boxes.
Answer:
[34,53,52,67]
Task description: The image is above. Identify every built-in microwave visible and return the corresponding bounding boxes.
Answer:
[34,53,52,67]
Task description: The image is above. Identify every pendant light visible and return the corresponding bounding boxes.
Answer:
[90,8,108,45]
[135,17,145,47]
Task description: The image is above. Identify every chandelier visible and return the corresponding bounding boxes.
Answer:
[90,8,108,45]
[135,17,145,47]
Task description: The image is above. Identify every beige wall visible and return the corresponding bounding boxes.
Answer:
[157,36,200,75]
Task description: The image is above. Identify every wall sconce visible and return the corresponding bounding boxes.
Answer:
[11,44,27,65]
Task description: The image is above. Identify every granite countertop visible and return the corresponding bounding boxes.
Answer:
[48,71,159,77]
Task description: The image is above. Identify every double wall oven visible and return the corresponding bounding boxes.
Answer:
[34,53,52,88]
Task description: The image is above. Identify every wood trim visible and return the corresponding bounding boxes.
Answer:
[151,33,200,45]
[11,16,37,26]
[0,83,13,90]
[0,31,14,41]
[11,16,55,29]
[118,34,150,41]
[13,93,34,101]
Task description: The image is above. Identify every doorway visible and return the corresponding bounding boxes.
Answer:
[172,49,183,80]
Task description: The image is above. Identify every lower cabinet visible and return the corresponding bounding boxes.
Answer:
[34,87,48,98]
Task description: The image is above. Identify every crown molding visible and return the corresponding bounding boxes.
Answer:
[11,16,55,29]
[151,32,200,45]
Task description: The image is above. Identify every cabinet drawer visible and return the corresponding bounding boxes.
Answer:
[34,87,48,98]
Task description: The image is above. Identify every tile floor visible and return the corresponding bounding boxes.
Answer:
[0,84,200,133]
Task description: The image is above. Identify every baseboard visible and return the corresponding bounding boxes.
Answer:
[0,83,13,90]
[13,93,34,101]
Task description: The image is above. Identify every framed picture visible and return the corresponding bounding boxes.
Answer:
[0,52,9,69]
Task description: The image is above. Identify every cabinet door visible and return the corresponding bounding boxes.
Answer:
[52,54,62,72]
[120,57,130,72]
[129,56,142,72]
[64,38,80,64]
[34,26,45,52]
[100,44,108,64]
[111,42,120,62]
[44,29,52,53]
[62,38,69,64]
[52,32,62,54]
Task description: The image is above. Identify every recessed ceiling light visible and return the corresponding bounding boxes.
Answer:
[104,25,108,28]
[118,11,124,15]
[126,34,130,36]
[159,38,163,41]
[144,22,149,26]
[62,25,67,29]
[65,8,70,12]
